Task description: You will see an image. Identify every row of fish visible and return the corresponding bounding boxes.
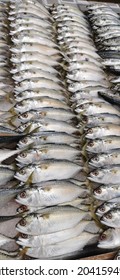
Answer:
[0,0,120,259]
[88,3,120,106]
[6,0,99,260]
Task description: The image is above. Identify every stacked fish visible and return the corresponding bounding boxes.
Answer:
[2,0,101,260]
[52,4,120,252]
[85,3,120,251]
[87,3,120,106]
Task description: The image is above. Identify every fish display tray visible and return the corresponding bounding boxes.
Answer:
[38,0,119,260]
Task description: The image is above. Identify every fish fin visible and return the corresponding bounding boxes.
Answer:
[9,107,16,116]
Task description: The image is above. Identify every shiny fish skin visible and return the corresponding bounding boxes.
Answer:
[98,228,120,249]
[22,232,98,259]
[14,160,82,183]
[17,220,97,247]
[17,133,80,150]
[16,180,88,207]
[101,208,120,228]
[96,201,120,217]
[13,69,61,84]
[84,114,120,127]
[88,167,120,185]
[89,152,120,168]
[76,102,119,117]
[11,61,59,75]
[17,119,79,135]
[85,137,120,154]
[15,90,67,103]
[85,125,120,139]
[16,144,81,165]
[14,98,69,114]
[16,206,90,235]
[0,166,15,186]
[93,184,120,201]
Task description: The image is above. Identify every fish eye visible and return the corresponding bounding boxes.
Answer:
[21,137,28,144]
[19,219,26,226]
[99,233,106,241]
[93,156,99,162]
[21,233,28,239]
[92,170,99,176]
[19,169,26,175]
[88,128,93,134]
[99,205,105,212]
[20,191,26,198]
[20,152,27,158]
[22,113,28,118]
[105,212,112,220]
[17,205,28,213]
[82,116,88,122]
[71,84,74,88]
[95,187,102,194]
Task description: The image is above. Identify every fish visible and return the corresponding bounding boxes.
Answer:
[10,0,50,15]
[75,102,119,116]
[14,78,65,93]
[85,137,120,154]
[98,228,120,249]
[13,69,62,84]
[96,201,120,217]
[16,144,81,165]
[66,69,105,82]
[10,18,53,31]
[16,206,90,235]
[93,184,120,201]
[17,132,80,150]
[17,220,99,248]
[85,125,120,139]
[83,114,120,127]
[10,108,76,127]
[98,91,120,107]
[10,23,53,36]
[11,53,60,67]
[14,97,69,114]
[68,81,109,93]
[21,232,98,259]
[16,180,88,207]
[17,118,79,135]
[89,152,120,168]
[88,167,120,184]
[11,61,59,75]
[11,42,60,56]
[101,208,120,228]
[14,160,82,183]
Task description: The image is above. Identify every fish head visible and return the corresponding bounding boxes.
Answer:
[16,149,34,165]
[16,214,33,234]
[14,165,34,183]
[98,228,116,248]
[89,154,104,167]
[89,169,104,181]
[16,232,30,246]
[101,209,119,227]
[17,204,29,214]
[16,188,32,205]
[93,185,107,200]
[19,111,36,123]
[17,136,33,149]
[95,202,112,217]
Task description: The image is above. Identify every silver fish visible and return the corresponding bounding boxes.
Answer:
[101,208,120,228]
[11,43,60,55]
[96,201,120,217]
[13,69,61,84]
[67,69,105,82]
[88,167,120,184]
[85,125,120,139]
[11,53,60,67]
[17,132,80,150]
[17,220,98,248]
[14,78,65,93]
[11,61,59,75]
[85,137,120,154]
[16,144,81,165]
[68,81,109,93]
[0,165,14,186]
[16,180,88,207]
[14,98,69,113]
[16,206,90,235]
[21,232,98,259]
[76,102,119,116]
[17,119,79,135]
[83,114,120,127]
[98,228,120,249]
[89,152,120,168]
[11,108,75,127]
[93,184,120,201]
[0,188,22,208]
[14,160,82,183]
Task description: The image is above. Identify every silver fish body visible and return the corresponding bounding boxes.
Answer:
[98,228,120,249]
[89,152,120,168]
[15,160,82,183]
[88,167,120,184]
[85,137,120,154]
[93,184,120,201]
[101,208,120,228]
